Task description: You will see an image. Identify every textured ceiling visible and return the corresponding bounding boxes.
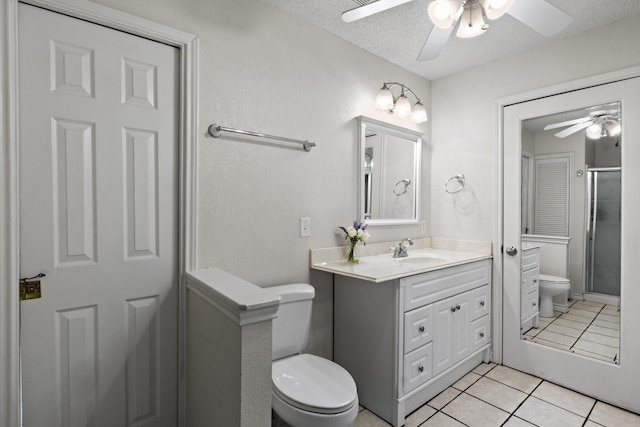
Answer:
[259,0,640,80]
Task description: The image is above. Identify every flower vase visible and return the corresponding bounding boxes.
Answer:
[347,241,359,264]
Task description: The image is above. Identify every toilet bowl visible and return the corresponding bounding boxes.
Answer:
[270,284,358,427]
[538,274,571,317]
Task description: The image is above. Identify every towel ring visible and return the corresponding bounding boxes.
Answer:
[393,178,412,196]
[445,174,465,194]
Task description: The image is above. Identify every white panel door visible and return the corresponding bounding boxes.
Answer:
[18,4,179,426]
[502,77,640,413]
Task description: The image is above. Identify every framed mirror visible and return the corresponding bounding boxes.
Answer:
[356,116,423,226]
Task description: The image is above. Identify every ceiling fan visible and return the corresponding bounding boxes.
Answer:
[543,105,621,139]
[341,0,573,61]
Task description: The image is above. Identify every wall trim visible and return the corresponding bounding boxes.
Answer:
[492,65,640,364]
[0,1,198,425]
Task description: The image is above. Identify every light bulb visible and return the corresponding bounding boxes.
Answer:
[604,120,621,137]
[375,86,394,111]
[393,94,412,117]
[456,1,487,38]
[586,123,602,139]
[428,0,456,29]
[411,102,428,123]
[480,0,514,20]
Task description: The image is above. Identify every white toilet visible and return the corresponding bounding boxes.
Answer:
[271,284,359,427]
[538,274,571,317]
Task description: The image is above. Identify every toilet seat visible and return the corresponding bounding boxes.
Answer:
[272,354,357,415]
[539,274,570,284]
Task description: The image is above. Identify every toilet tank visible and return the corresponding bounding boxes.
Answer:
[270,283,315,360]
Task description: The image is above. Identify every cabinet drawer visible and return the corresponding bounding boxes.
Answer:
[470,315,490,351]
[522,248,539,271]
[470,285,490,321]
[522,267,539,295]
[403,260,491,311]
[521,290,539,321]
[403,343,433,394]
[404,304,433,353]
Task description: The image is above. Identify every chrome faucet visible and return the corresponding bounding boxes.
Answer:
[392,238,414,258]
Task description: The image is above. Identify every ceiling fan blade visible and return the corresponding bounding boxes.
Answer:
[554,120,593,138]
[417,24,455,61]
[507,0,572,37]
[543,117,589,131]
[341,0,414,23]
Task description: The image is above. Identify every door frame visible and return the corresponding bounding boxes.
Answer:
[491,65,640,365]
[0,0,198,425]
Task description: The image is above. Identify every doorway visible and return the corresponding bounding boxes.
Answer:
[498,74,640,414]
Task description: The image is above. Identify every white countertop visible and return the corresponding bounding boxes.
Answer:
[310,238,492,283]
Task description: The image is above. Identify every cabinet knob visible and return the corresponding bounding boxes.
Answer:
[451,306,456,312]
[533,279,538,283]
[418,366,424,373]
[419,326,425,333]
[532,302,537,306]
[456,304,461,310]
[479,331,485,338]
[479,300,485,306]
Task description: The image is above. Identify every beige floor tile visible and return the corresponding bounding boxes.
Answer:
[428,387,461,410]
[503,416,537,426]
[584,421,605,427]
[515,396,585,427]
[353,409,392,426]
[580,331,619,348]
[589,401,640,426]
[531,338,572,352]
[572,348,617,363]
[485,365,542,393]
[572,302,604,313]
[535,330,578,346]
[586,325,620,338]
[532,381,596,417]
[573,340,618,359]
[545,323,583,338]
[466,377,528,413]
[561,313,593,324]
[523,328,541,338]
[404,405,437,427]
[537,318,553,327]
[568,308,598,319]
[579,300,605,308]
[592,319,620,330]
[452,371,481,391]
[442,393,510,427]
[421,412,466,426]
[595,313,620,323]
[554,318,590,330]
[472,362,496,376]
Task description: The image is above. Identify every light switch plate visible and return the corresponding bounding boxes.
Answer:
[300,217,311,237]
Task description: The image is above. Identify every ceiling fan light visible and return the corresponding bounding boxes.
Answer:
[456,1,486,38]
[480,0,514,20]
[604,120,621,137]
[428,0,457,29]
[393,94,412,117]
[586,123,602,139]
[375,85,394,111]
[411,102,428,123]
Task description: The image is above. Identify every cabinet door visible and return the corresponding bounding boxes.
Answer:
[452,292,472,364]
[432,297,454,375]
[404,304,433,353]
[403,343,433,394]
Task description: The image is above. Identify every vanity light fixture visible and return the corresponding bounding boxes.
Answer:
[375,82,428,123]
[428,0,514,38]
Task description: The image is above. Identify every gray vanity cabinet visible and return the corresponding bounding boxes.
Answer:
[521,247,539,333]
[334,260,492,427]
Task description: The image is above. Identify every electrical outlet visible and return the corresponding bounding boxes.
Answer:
[420,220,427,234]
[300,217,311,237]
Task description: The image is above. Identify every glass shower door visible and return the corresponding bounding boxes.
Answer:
[586,168,621,296]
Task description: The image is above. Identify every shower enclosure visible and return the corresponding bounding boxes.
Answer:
[584,167,621,303]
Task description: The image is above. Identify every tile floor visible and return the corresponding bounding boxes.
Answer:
[523,300,620,364]
[272,362,640,427]
[349,363,640,427]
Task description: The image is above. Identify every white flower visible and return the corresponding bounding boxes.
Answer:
[346,226,357,238]
[356,229,364,239]
[362,231,370,241]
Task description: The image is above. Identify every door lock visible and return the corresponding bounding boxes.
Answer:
[505,246,518,256]
[19,273,45,301]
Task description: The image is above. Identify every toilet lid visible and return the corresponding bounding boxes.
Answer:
[272,354,357,415]
[539,274,570,284]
